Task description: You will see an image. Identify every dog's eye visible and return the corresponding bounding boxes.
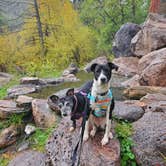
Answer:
[58,103,63,108]
[65,102,70,106]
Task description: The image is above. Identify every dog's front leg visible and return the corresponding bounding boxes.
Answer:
[70,118,76,132]
[101,106,111,146]
[83,119,89,141]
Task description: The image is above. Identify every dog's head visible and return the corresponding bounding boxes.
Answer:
[51,88,75,117]
[90,62,118,85]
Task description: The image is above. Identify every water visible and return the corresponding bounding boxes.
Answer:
[29,71,128,100]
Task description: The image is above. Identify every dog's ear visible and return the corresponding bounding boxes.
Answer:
[108,62,119,71]
[90,63,98,72]
[66,88,74,96]
[50,95,59,103]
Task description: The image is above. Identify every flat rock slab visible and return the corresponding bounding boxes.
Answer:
[46,117,120,166]
[132,110,166,165]
[0,100,27,119]
[113,101,144,122]
[16,95,33,107]
[8,150,46,166]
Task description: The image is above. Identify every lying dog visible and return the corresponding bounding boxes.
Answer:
[52,81,93,132]
[83,62,118,146]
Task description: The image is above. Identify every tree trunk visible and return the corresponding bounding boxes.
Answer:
[131,0,136,22]
[149,0,160,13]
[33,0,45,56]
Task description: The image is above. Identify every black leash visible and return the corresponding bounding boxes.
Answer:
[71,97,88,166]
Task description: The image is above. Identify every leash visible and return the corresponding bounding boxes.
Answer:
[71,96,88,166]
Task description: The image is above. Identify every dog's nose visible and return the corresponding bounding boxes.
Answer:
[63,113,67,116]
[101,78,106,83]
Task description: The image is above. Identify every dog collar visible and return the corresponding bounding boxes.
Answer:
[97,91,108,96]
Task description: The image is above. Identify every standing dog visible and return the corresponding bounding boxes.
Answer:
[52,81,93,132]
[83,62,118,146]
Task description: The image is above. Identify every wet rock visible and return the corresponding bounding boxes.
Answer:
[131,13,166,57]
[121,74,140,87]
[0,125,21,149]
[84,56,109,72]
[112,23,141,57]
[32,99,56,128]
[113,101,144,122]
[7,84,41,98]
[24,124,36,135]
[0,100,27,119]
[20,77,39,85]
[123,86,166,99]
[45,117,120,166]
[62,63,79,76]
[132,110,166,165]
[8,150,46,166]
[16,95,33,108]
[17,141,30,152]
[113,57,139,77]
[0,72,13,87]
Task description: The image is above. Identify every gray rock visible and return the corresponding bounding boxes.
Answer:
[16,95,33,108]
[32,99,56,128]
[112,23,141,57]
[24,124,36,135]
[17,141,30,152]
[40,78,64,85]
[121,74,140,87]
[113,101,144,122]
[20,77,39,85]
[8,150,46,166]
[132,110,166,165]
[45,117,120,166]
[62,63,79,76]
[0,72,13,87]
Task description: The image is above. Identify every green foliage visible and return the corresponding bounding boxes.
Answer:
[79,0,150,54]
[115,120,136,166]
[0,156,10,166]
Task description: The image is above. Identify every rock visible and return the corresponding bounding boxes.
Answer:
[16,95,33,108]
[123,86,166,99]
[113,57,139,77]
[7,84,41,98]
[112,23,141,57]
[62,63,79,76]
[139,49,166,86]
[131,13,166,57]
[0,125,21,149]
[84,56,109,72]
[20,77,39,85]
[0,100,27,119]
[132,110,166,165]
[24,124,36,135]
[113,101,144,122]
[121,74,140,87]
[17,141,30,152]
[155,133,166,156]
[0,72,13,87]
[62,74,79,82]
[40,78,64,85]
[8,150,46,166]
[32,99,56,128]
[45,117,120,166]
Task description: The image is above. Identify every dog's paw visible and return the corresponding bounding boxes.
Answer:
[101,136,109,146]
[90,129,96,137]
[69,126,75,132]
[109,132,113,139]
[83,134,89,142]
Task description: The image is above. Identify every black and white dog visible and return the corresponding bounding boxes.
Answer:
[52,81,93,132]
[83,62,118,146]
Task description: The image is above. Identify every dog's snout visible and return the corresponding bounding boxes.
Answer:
[101,77,106,83]
[63,113,67,116]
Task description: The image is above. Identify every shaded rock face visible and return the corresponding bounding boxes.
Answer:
[8,150,45,166]
[0,125,21,149]
[32,99,56,128]
[113,101,144,122]
[112,23,141,57]
[131,13,166,57]
[46,117,120,166]
[132,110,166,165]
[113,57,139,77]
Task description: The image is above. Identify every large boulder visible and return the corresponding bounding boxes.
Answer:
[8,150,46,166]
[32,99,57,128]
[121,74,140,87]
[131,13,166,57]
[45,117,120,166]
[132,109,166,165]
[113,57,139,77]
[113,101,144,122]
[138,48,166,86]
[112,23,141,57]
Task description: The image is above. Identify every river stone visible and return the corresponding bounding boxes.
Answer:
[0,100,27,119]
[8,150,46,166]
[45,117,120,166]
[62,63,79,76]
[131,13,166,57]
[40,77,64,85]
[7,84,40,98]
[20,77,39,85]
[0,125,21,149]
[113,57,139,77]
[32,99,56,128]
[113,101,144,122]
[16,95,33,108]
[112,23,141,57]
[132,110,166,165]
